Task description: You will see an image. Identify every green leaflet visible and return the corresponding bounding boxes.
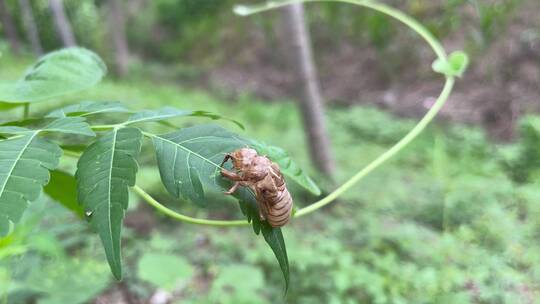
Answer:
[151,124,247,206]
[125,107,193,125]
[234,187,290,292]
[76,127,142,279]
[47,101,128,118]
[0,133,63,236]
[0,117,95,137]
[125,107,245,129]
[262,224,290,293]
[250,140,321,195]
[41,117,96,136]
[0,48,106,104]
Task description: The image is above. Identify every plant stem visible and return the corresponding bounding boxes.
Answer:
[90,124,122,130]
[132,185,249,226]
[23,103,29,119]
[296,77,455,217]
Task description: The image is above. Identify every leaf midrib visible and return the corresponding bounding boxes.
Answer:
[106,128,118,267]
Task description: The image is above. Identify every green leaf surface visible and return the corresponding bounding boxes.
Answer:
[151,124,246,206]
[251,140,321,195]
[41,117,95,136]
[0,48,106,103]
[125,107,193,125]
[0,117,49,127]
[432,51,469,78]
[44,170,84,218]
[137,253,194,291]
[0,126,31,134]
[76,127,142,279]
[0,102,22,110]
[0,133,62,236]
[261,224,289,293]
[235,187,263,235]
[126,107,245,129]
[0,117,95,137]
[47,101,128,118]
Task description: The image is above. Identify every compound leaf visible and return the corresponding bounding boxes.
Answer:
[0,133,62,236]
[0,48,106,103]
[76,127,142,279]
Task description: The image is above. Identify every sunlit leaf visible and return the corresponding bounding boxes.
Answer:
[0,48,106,103]
[0,117,95,137]
[126,107,245,129]
[76,127,142,279]
[0,133,62,236]
[125,107,193,125]
[47,101,128,118]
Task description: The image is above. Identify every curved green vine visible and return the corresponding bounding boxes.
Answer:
[66,0,460,227]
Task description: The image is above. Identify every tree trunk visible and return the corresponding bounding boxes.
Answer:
[49,0,76,47]
[283,3,335,177]
[0,0,21,54]
[18,0,42,55]
[107,0,130,76]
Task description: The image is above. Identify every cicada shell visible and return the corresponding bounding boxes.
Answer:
[220,148,293,227]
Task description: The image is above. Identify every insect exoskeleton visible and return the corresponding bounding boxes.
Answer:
[220,147,293,227]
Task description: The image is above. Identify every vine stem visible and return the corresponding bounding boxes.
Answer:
[132,185,249,226]
[62,0,458,227]
[23,103,29,119]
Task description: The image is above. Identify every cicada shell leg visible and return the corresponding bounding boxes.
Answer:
[224,182,240,195]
